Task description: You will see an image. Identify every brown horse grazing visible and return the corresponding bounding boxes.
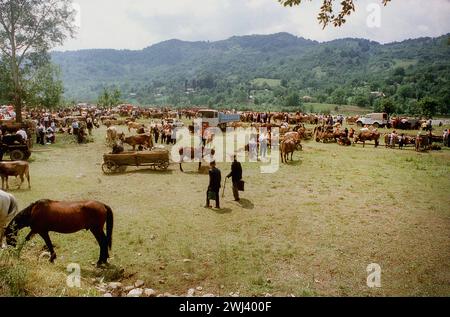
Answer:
[178,147,215,172]
[5,200,113,266]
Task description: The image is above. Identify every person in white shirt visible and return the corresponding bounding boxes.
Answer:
[16,128,27,142]
[46,127,55,144]
[259,131,268,160]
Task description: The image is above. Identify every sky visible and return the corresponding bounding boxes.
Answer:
[57,0,450,51]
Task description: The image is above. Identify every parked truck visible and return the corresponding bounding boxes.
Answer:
[356,113,389,128]
[196,109,241,130]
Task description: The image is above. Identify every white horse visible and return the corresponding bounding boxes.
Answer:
[0,190,19,247]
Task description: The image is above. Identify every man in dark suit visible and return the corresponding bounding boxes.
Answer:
[227,155,242,202]
[206,161,221,209]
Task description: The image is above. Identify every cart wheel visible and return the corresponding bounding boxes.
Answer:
[157,160,169,170]
[102,161,118,174]
[10,150,26,161]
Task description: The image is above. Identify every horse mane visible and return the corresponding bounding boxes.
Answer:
[15,199,51,221]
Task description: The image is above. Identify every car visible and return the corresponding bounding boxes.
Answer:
[356,113,389,128]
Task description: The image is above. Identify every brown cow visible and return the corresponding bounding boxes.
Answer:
[127,122,145,132]
[346,116,359,125]
[283,132,303,151]
[120,134,153,151]
[280,139,296,163]
[415,135,431,152]
[354,130,381,147]
[0,161,31,190]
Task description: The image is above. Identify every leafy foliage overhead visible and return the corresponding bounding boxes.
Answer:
[278,0,391,28]
[0,0,75,120]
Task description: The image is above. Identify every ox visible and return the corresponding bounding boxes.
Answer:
[283,132,303,151]
[280,139,296,163]
[128,122,145,133]
[0,161,31,191]
[120,134,153,151]
[354,130,381,147]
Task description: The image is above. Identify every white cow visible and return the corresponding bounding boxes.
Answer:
[0,190,19,247]
[106,127,118,146]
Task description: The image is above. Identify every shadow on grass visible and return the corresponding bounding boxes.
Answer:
[82,263,126,282]
[213,208,232,214]
[282,159,303,166]
[238,198,254,210]
[181,170,206,175]
[1,187,32,193]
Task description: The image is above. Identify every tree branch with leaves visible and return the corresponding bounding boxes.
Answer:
[278,0,391,28]
[0,0,76,122]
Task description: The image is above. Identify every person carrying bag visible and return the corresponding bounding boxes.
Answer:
[227,155,243,202]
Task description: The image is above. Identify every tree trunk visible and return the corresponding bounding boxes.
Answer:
[14,89,23,123]
[10,23,23,123]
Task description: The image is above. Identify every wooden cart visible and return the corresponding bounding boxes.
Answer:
[102,149,170,174]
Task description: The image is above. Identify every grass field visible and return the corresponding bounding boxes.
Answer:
[1,123,450,297]
[304,103,371,115]
[250,78,282,88]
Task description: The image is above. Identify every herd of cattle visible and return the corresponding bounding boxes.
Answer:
[87,106,446,165]
[0,105,446,173]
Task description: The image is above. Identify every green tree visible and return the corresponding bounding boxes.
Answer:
[284,92,302,109]
[111,88,122,106]
[97,87,123,107]
[375,97,397,115]
[0,58,13,103]
[353,95,370,108]
[397,84,414,100]
[97,89,110,107]
[393,67,405,77]
[278,0,391,28]
[418,97,439,118]
[26,63,64,109]
[0,0,75,122]
[331,88,346,106]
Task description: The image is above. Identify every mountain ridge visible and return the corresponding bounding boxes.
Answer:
[51,32,450,113]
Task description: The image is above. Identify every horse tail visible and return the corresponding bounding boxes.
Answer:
[105,205,113,250]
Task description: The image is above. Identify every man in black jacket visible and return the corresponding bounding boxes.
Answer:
[206,161,221,209]
[227,155,243,202]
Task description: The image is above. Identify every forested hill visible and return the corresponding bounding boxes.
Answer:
[51,32,450,114]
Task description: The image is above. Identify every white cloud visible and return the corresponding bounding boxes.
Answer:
[58,0,450,51]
